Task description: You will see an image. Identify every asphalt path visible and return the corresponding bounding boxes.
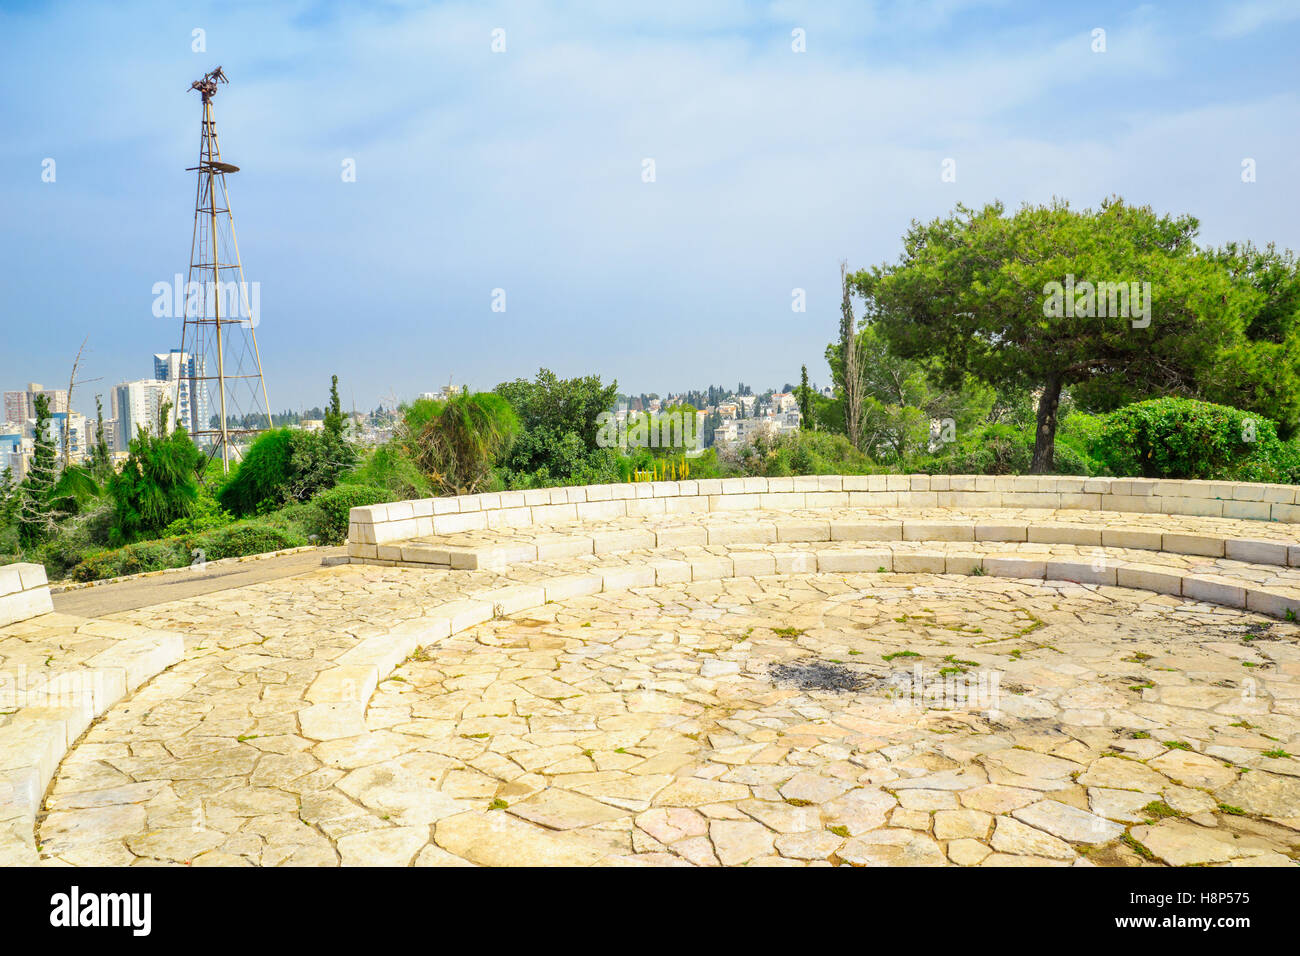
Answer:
[51,546,348,617]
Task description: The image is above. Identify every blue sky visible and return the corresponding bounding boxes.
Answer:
[2,0,1298,416]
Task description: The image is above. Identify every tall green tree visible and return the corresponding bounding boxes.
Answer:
[494,368,618,483]
[90,394,114,482]
[0,466,18,526]
[324,374,346,441]
[17,393,58,547]
[797,365,813,428]
[1195,242,1300,437]
[852,198,1248,472]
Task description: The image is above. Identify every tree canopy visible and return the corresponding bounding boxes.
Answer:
[850,197,1280,471]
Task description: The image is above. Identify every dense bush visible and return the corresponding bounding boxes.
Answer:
[1092,397,1300,481]
[107,423,202,545]
[70,538,190,582]
[69,515,309,582]
[917,420,1100,476]
[308,484,392,544]
[727,430,873,477]
[190,520,305,561]
[217,428,295,516]
[218,426,355,517]
[343,445,433,500]
[495,369,620,487]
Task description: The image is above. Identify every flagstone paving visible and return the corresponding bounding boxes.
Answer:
[33,564,1300,866]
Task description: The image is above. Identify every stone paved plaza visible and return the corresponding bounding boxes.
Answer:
[29,563,1300,866]
[5,478,1300,866]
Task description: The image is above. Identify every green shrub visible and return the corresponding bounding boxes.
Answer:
[70,539,190,582]
[410,392,520,495]
[916,420,1099,476]
[190,520,305,561]
[107,423,202,545]
[69,514,309,583]
[728,430,873,477]
[915,424,1027,475]
[218,426,355,517]
[308,484,392,544]
[218,428,295,516]
[342,445,433,500]
[1092,397,1300,482]
[162,485,233,536]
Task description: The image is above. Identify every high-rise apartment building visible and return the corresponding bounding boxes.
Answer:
[3,383,69,424]
[112,380,170,451]
[154,349,208,436]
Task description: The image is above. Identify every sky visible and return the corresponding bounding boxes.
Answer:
[2,0,1298,418]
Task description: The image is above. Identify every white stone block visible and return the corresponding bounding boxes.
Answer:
[830,521,902,541]
[902,521,974,542]
[1116,564,1183,596]
[891,552,946,574]
[1027,525,1102,546]
[730,553,776,577]
[655,526,708,548]
[706,525,775,546]
[818,550,892,573]
[1224,539,1289,566]
[1181,575,1246,608]
[1162,533,1224,557]
[689,556,734,581]
[1044,559,1116,586]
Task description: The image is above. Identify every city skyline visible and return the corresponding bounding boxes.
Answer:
[3,0,1299,416]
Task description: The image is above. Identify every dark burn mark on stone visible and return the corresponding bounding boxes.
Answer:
[768,659,884,693]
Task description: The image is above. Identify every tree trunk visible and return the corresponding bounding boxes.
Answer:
[1030,373,1062,474]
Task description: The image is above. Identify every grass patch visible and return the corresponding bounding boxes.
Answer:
[1122,833,1157,862]
[1141,800,1179,821]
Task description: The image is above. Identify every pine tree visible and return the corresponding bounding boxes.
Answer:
[18,393,58,547]
[799,364,813,428]
[91,394,113,481]
[324,374,345,441]
[0,466,17,526]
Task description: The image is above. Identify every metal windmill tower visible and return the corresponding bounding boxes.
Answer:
[174,66,272,472]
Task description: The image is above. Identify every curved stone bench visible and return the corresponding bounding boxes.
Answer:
[347,475,1300,558]
[0,563,184,865]
[365,516,1300,573]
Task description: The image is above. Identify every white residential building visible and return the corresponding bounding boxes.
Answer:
[154,349,207,436]
[112,380,171,450]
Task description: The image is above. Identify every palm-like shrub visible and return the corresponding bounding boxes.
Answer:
[411,392,519,495]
